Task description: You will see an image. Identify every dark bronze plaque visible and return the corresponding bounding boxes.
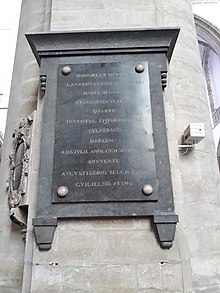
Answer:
[53,61,158,203]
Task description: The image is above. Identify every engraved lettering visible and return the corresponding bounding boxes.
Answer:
[82,90,120,96]
[113,181,133,186]
[93,108,116,114]
[75,181,111,187]
[75,99,125,105]
[89,138,115,144]
[60,147,148,156]
[61,149,89,155]
[66,119,96,124]
[61,170,107,176]
[54,61,153,202]
[88,128,121,134]
[67,81,114,87]
[61,169,146,177]
[99,117,142,124]
[75,72,129,78]
[88,158,120,164]
[89,147,148,154]
[109,169,146,175]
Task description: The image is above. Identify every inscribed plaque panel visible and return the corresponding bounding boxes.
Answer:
[52,62,158,203]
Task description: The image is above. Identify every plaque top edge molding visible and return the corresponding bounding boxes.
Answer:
[26,28,180,65]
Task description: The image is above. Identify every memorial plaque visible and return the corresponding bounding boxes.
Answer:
[28,29,180,250]
[52,61,158,203]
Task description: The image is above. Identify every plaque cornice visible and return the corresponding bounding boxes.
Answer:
[26,28,180,65]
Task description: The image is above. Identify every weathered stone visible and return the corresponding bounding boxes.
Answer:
[33,228,98,265]
[161,263,183,291]
[31,265,62,292]
[137,263,162,290]
[98,230,180,263]
[32,264,137,292]
[191,255,220,288]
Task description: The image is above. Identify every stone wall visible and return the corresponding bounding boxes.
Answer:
[1,0,220,292]
[0,1,51,292]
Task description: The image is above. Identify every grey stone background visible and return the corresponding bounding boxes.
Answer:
[0,0,220,292]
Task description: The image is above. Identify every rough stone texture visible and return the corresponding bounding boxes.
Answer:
[31,219,184,292]
[137,263,162,290]
[161,263,183,292]
[1,0,220,292]
[50,0,157,30]
[0,1,51,292]
[32,263,138,293]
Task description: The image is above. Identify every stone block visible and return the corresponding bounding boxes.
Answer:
[51,4,157,31]
[191,255,220,288]
[53,0,105,10]
[139,291,183,293]
[33,227,98,265]
[187,227,220,256]
[138,290,163,293]
[57,229,98,265]
[98,230,180,263]
[161,0,194,27]
[181,260,193,292]
[161,263,183,291]
[31,265,62,292]
[99,264,137,291]
[57,218,152,232]
[61,265,100,291]
[182,202,220,230]
[108,0,155,9]
[137,263,162,289]
[192,285,220,293]
[51,10,85,31]
[60,264,137,292]
[0,287,21,293]
[124,9,156,27]
[0,251,24,292]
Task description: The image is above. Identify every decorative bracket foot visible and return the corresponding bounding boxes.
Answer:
[33,217,58,250]
[40,75,47,94]
[153,214,178,249]
[161,71,167,90]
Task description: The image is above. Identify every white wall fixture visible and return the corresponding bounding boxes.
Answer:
[178,123,205,154]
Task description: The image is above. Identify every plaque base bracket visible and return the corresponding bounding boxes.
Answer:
[33,217,58,250]
[153,214,179,249]
[32,215,178,250]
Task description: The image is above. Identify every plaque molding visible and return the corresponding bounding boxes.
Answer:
[27,29,180,250]
[26,28,179,64]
